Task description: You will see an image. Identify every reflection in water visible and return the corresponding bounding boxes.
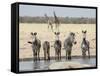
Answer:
[19,58,96,71]
[33,61,40,70]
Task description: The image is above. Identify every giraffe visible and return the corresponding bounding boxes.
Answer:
[44,14,54,32]
[53,11,60,32]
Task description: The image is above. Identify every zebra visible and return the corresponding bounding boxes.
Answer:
[28,32,41,61]
[64,32,77,60]
[54,32,62,60]
[81,30,90,59]
[43,41,50,60]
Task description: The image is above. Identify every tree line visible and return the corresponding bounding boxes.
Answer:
[19,16,96,24]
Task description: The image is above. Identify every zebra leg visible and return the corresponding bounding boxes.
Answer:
[46,51,48,60]
[55,50,57,60]
[38,49,40,60]
[82,50,84,59]
[58,50,59,60]
[57,50,58,60]
[68,50,71,60]
[57,50,59,60]
[88,48,90,59]
[84,52,86,59]
[44,50,46,60]
[33,50,35,61]
[68,50,69,60]
[33,51,35,61]
[66,51,68,60]
[82,50,86,59]
[48,50,50,60]
[60,50,61,60]
[34,50,37,61]
[56,50,58,60]
[35,50,38,61]
[70,50,72,60]
[58,50,60,60]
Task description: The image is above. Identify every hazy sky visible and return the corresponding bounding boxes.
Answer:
[19,5,96,18]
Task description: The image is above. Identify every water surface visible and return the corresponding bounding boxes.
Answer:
[19,57,96,71]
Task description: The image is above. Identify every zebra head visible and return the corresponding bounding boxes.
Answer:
[69,32,77,44]
[54,32,60,40]
[30,32,37,42]
[28,32,37,44]
[82,30,87,39]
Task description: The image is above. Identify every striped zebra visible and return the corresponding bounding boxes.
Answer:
[28,32,41,61]
[43,41,50,60]
[64,32,77,60]
[54,32,62,60]
[81,30,90,59]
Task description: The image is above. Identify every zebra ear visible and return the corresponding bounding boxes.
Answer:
[54,32,56,35]
[31,32,34,35]
[73,33,75,36]
[57,32,60,35]
[34,32,37,35]
[85,30,87,33]
[82,30,84,33]
[70,32,74,35]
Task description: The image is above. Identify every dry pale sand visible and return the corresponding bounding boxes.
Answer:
[19,23,96,59]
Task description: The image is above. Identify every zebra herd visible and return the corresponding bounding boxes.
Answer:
[27,11,90,61]
[28,30,90,61]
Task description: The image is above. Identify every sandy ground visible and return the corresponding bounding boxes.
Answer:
[19,23,96,59]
